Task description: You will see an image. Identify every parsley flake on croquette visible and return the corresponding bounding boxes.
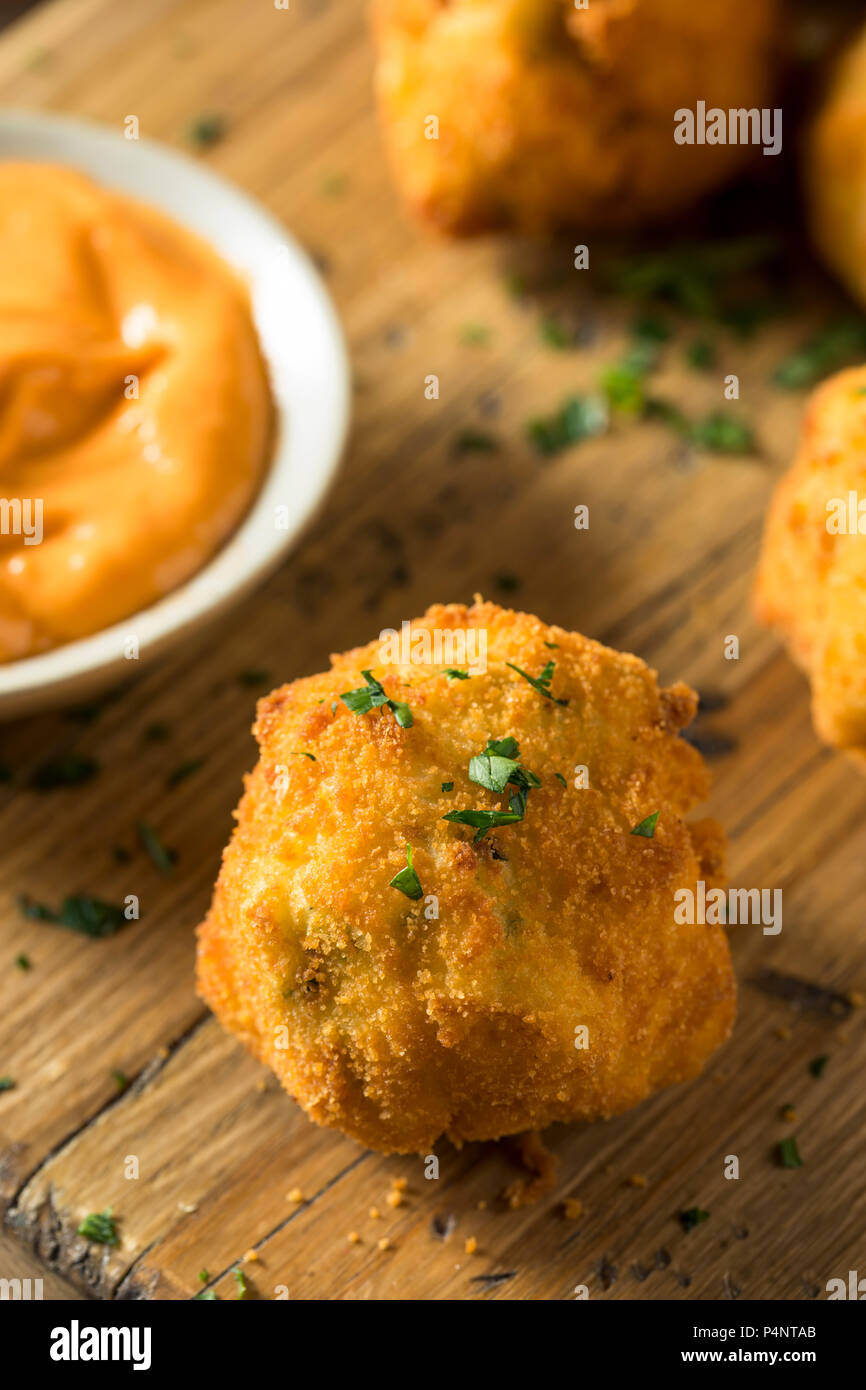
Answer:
[631,810,660,838]
[444,737,540,842]
[340,670,413,728]
[506,659,569,705]
[389,845,424,901]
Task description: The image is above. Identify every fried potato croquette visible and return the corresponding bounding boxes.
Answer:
[806,21,866,307]
[372,0,780,235]
[755,367,866,764]
[197,601,734,1153]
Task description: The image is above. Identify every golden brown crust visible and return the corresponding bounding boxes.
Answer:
[371,0,780,235]
[197,601,734,1153]
[806,21,866,308]
[755,367,866,759]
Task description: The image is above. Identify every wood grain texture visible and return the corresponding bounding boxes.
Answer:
[1,0,865,1302]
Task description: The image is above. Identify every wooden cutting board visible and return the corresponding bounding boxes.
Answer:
[1,0,865,1303]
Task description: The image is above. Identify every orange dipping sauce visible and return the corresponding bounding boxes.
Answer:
[0,163,273,663]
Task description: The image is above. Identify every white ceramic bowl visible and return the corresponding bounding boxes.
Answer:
[0,110,350,719]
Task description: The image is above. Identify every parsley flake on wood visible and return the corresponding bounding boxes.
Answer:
[188,113,226,149]
[773,319,866,390]
[30,753,98,790]
[389,845,424,901]
[778,1136,803,1169]
[167,757,205,788]
[15,953,31,971]
[631,811,660,838]
[690,412,755,455]
[340,670,413,728]
[538,314,574,350]
[459,322,490,347]
[233,1267,247,1299]
[0,1077,15,1092]
[138,821,176,875]
[78,1208,119,1246]
[195,1289,218,1300]
[526,394,608,456]
[238,668,272,688]
[454,428,500,454]
[18,893,127,938]
[809,1055,829,1079]
[678,1207,710,1233]
[112,1070,129,1093]
[506,659,568,705]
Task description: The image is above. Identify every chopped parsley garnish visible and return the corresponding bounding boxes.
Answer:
[773,319,866,389]
[340,670,412,728]
[441,781,454,793]
[631,313,671,344]
[320,173,348,197]
[0,1077,15,1092]
[188,113,226,148]
[554,773,567,788]
[18,893,127,938]
[389,844,423,901]
[543,641,559,649]
[678,1207,710,1233]
[538,314,574,350]
[442,807,524,841]
[526,394,608,457]
[291,751,317,761]
[78,1208,119,1246]
[30,753,98,790]
[444,668,470,680]
[112,1069,129,1093]
[506,659,568,706]
[685,339,715,370]
[238,668,272,688]
[444,737,540,842]
[15,953,31,971]
[459,322,491,347]
[195,1290,218,1300]
[454,428,500,454]
[778,1136,803,1169]
[690,412,755,455]
[630,811,660,838]
[600,358,650,415]
[167,757,205,788]
[233,1267,247,1299]
[469,738,540,798]
[809,1054,829,1079]
[138,822,176,876]
[199,1269,210,1284]
[608,236,779,320]
[493,572,521,593]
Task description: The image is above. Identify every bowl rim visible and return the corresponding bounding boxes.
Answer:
[0,108,351,705]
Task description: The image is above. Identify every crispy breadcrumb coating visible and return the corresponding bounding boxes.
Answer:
[197,601,734,1153]
[755,367,866,765]
[371,0,780,235]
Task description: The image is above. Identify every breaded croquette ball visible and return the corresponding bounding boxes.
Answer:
[196,601,734,1153]
[755,367,866,764]
[806,21,866,308]
[371,0,780,235]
